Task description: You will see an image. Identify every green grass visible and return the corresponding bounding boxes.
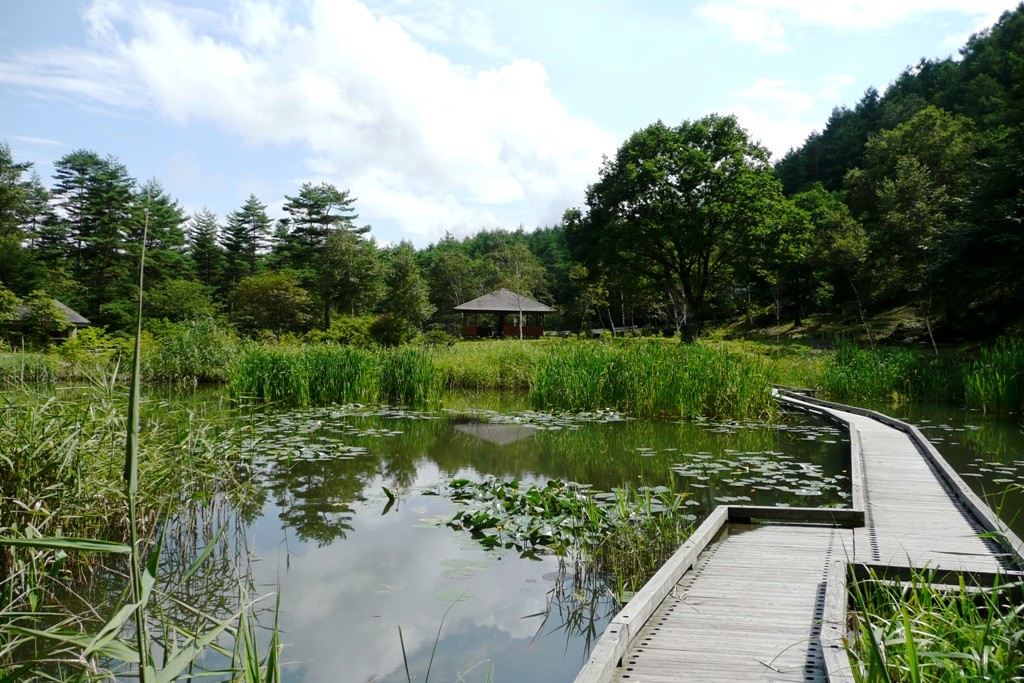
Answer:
[530,339,777,419]
[820,343,964,405]
[848,570,1024,682]
[964,337,1024,413]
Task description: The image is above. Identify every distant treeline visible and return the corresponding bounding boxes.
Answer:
[1,4,1022,343]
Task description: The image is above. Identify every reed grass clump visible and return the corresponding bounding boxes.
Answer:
[964,337,1024,413]
[378,346,438,405]
[227,344,440,407]
[821,343,963,405]
[848,570,1024,682]
[530,340,775,419]
[433,339,549,390]
[0,350,69,385]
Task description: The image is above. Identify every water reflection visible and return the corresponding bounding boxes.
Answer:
[235,402,848,682]
[887,404,1024,538]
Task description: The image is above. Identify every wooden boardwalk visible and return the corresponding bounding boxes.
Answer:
[576,392,1024,683]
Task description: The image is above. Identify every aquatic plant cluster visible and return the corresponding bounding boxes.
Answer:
[447,478,696,594]
[228,344,438,407]
[822,339,1024,412]
[848,570,1024,682]
[229,339,777,419]
[0,384,273,679]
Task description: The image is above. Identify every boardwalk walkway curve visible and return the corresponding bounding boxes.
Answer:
[574,390,1024,682]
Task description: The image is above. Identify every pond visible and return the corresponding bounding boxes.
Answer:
[217,393,852,682]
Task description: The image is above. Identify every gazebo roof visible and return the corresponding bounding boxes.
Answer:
[11,299,91,327]
[453,288,555,314]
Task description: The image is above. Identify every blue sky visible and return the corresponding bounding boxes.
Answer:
[0,0,1018,247]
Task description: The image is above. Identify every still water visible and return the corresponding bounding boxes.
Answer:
[225,394,850,683]
[154,391,1023,682]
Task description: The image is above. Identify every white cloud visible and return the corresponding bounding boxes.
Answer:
[730,74,860,156]
[698,0,1018,49]
[0,0,614,242]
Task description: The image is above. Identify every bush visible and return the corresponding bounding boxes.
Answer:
[143,317,237,383]
[368,313,412,348]
[304,315,376,347]
[416,329,458,347]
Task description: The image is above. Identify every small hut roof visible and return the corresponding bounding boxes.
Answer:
[11,300,91,326]
[453,288,555,313]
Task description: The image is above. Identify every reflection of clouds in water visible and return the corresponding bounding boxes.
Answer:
[249,477,561,683]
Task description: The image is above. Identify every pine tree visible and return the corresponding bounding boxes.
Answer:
[279,182,366,329]
[222,194,272,286]
[134,179,191,283]
[187,207,226,291]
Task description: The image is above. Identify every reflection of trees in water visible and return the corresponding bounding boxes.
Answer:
[244,407,848,544]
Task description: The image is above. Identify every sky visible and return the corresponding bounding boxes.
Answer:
[0,0,1020,247]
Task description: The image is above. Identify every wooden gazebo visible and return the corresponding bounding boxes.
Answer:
[454,289,555,338]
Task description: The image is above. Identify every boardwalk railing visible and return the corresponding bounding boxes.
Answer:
[574,389,1024,683]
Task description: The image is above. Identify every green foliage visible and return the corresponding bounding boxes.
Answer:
[369,313,413,348]
[964,337,1024,413]
[821,343,963,404]
[848,570,1024,682]
[380,241,434,329]
[230,271,313,336]
[0,283,19,323]
[304,314,376,347]
[223,195,272,286]
[574,114,786,338]
[378,347,438,406]
[227,344,436,408]
[447,478,694,593]
[433,340,546,390]
[19,291,72,346]
[57,325,129,366]
[186,207,226,292]
[143,317,237,383]
[530,339,776,419]
[144,278,217,322]
[416,329,458,347]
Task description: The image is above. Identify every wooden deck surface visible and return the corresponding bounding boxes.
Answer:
[612,524,846,682]
[576,394,1022,683]
[796,400,1014,574]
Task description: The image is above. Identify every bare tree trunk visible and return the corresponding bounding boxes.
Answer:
[922,296,938,356]
[606,305,617,337]
[848,277,875,347]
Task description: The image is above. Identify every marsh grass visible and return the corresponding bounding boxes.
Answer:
[821,344,964,405]
[531,340,776,419]
[1,222,280,679]
[848,570,1024,682]
[228,344,439,407]
[965,337,1024,413]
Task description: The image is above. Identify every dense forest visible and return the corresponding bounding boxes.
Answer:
[2,4,1023,346]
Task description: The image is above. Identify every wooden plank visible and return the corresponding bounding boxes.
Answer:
[727,504,863,527]
[573,506,729,683]
[578,393,1023,683]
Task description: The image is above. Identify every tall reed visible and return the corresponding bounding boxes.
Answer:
[848,569,1024,682]
[964,337,1024,413]
[228,344,439,408]
[821,343,963,405]
[530,340,775,419]
[0,210,280,679]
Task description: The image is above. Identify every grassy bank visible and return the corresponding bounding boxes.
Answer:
[228,338,778,419]
[6,333,1023,416]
